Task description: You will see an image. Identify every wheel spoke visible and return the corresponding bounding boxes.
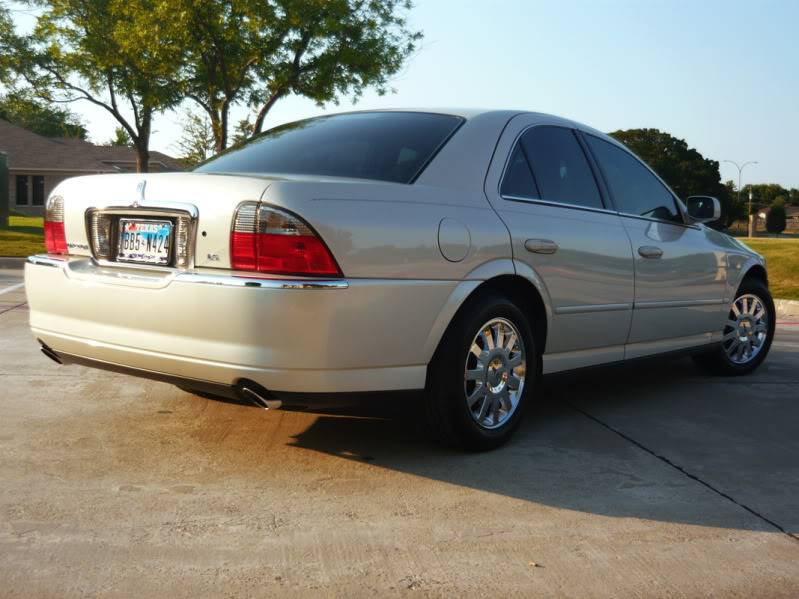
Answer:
[504,331,517,352]
[495,325,504,352]
[731,303,741,317]
[491,397,501,426]
[465,368,484,381]
[481,329,494,350]
[507,374,521,390]
[726,319,738,330]
[722,330,737,342]
[477,394,491,421]
[470,342,483,359]
[508,354,523,368]
[467,383,485,407]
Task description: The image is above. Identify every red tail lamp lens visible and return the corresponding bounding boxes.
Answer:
[231,203,341,277]
[44,195,68,254]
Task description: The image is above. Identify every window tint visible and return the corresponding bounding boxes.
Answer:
[32,176,45,206]
[518,126,603,209]
[196,112,463,184]
[500,144,540,198]
[15,175,28,205]
[586,135,681,222]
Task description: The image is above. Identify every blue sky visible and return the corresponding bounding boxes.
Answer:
[9,0,799,187]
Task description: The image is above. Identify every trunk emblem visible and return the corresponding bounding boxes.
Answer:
[134,180,147,208]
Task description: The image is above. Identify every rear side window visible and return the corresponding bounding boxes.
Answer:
[585,135,682,222]
[500,144,540,198]
[506,126,603,209]
[196,112,463,184]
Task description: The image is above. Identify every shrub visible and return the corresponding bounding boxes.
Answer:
[766,199,787,234]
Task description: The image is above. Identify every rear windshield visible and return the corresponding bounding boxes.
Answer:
[195,111,463,184]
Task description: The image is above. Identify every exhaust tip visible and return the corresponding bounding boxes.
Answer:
[236,381,282,410]
[38,339,63,365]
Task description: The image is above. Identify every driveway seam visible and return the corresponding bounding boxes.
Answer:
[566,401,799,545]
[0,302,27,316]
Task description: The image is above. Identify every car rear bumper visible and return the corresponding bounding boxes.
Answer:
[25,255,463,393]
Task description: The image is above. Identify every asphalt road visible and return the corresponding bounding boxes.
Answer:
[1,261,798,597]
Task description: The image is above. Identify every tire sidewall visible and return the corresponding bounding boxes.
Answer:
[429,293,536,450]
[720,278,775,374]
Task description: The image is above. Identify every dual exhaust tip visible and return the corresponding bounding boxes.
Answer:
[237,382,282,410]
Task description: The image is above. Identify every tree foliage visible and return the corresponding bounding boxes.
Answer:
[766,198,787,234]
[171,0,421,152]
[174,110,216,167]
[10,0,186,171]
[0,89,87,138]
[106,126,132,147]
[609,129,732,228]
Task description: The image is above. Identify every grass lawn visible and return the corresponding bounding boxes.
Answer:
[0,215,45,257]
[742,238,799,301]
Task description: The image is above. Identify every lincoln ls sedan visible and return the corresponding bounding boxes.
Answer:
[25,109,774,450]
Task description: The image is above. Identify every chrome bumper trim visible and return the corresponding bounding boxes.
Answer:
[27,255,349,290]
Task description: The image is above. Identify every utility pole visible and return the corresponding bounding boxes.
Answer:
[723,160,758,237]
[0,152,8,228]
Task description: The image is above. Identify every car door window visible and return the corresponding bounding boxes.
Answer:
[585,135,682,223]
[518,126,604,209]
[500,143,540,199]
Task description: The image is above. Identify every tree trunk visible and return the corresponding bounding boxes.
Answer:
[218,99,229,153]
[136,143,150,173]
[253,90,286,134]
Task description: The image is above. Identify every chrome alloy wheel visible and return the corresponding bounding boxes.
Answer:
[464,317,526,430]
[723,293,769,365]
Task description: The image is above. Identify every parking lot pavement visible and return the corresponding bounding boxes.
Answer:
[1,266,798,597]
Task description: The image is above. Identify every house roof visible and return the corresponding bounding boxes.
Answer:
[0,118,184,172]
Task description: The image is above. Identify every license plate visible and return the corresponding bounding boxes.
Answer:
[117,219,173,265]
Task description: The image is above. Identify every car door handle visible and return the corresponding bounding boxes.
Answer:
[524,239,558,254]
[638,245,663,259]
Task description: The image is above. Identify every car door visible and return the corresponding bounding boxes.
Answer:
[484,116,635,373]
[582,133,728,357]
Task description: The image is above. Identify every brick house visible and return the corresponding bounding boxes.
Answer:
[1,118,184,216]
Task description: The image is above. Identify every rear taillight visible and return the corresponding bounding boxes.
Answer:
[231,202,342,277]
[44,195,68,255]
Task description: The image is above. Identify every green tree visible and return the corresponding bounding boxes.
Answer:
[789,188,799,206]
[0,89,87,138]
[609,128,732,227]
[765,198,787,234]
[106,126,132,147]
[172,0,421,152]
[0,3,13,84]
[15,0,185,172]
[174,110,216,167]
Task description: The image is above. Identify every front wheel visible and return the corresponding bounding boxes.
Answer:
[425,293,536,451]
[694,277,775,375]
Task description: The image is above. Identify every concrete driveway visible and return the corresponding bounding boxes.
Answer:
[1,261,798,597]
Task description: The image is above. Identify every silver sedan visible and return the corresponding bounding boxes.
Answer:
[25,109,774,449]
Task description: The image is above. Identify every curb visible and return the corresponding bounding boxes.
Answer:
[775,299,799,321]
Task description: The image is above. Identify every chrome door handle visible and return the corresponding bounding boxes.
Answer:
[525,239,558,254]
[638,245,663,259]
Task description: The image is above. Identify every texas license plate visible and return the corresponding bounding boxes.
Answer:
[117,219,173,265]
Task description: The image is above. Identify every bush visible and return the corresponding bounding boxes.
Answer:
[766,199,787,234]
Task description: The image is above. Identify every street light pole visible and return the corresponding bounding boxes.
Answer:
[723,159,758,237]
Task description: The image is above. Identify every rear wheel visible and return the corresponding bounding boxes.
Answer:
[694,277,775,375]
[425,293,536,451]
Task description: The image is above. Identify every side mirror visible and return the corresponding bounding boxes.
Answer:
[685,196,721,224]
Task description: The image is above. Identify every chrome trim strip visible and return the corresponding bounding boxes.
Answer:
[175,273,349,289]
[501,195,619,216]
[27,255,349,290]
[555,302,632,315]
[634,299,724,309]
[27,254,67,268]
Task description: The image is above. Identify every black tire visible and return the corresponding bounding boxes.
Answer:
[693,277,775,375]
[425,292,537,451]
